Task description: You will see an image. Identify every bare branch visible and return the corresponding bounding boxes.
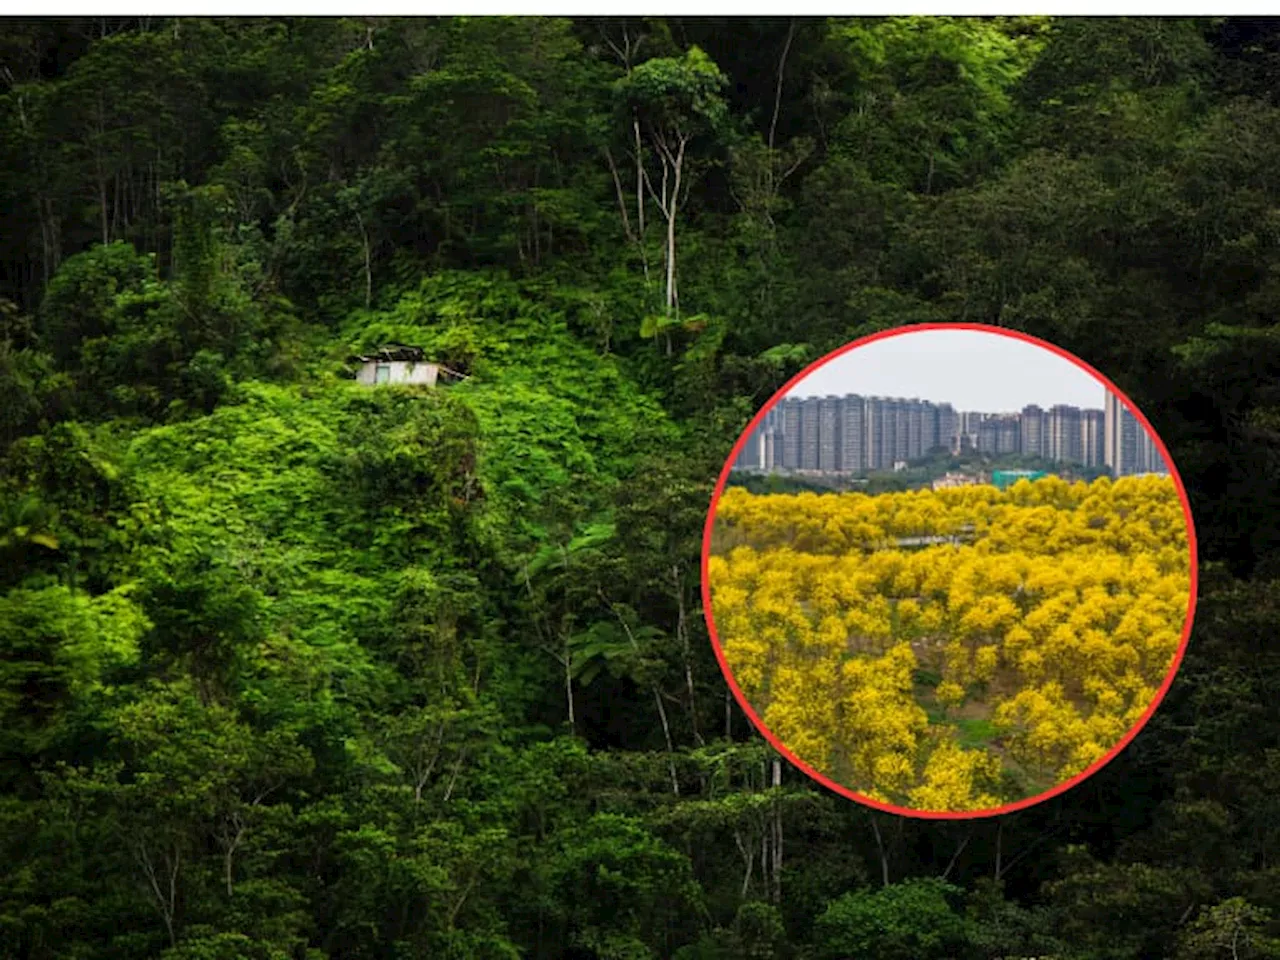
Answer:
[941,829,972,881]
[769,20,796,154]
[602,147,636,244]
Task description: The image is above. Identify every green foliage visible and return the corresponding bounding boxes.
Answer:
[826,17,1039,192]
[813,877,971,960]
[0,583,145,770]
[549,812,705,959]
[1176,898,1280,960]
[616,46,731,140]
[39,242,155,365]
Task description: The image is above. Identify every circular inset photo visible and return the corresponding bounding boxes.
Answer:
[702,324,1197,818]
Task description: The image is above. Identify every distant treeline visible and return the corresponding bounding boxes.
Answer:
[730,449,1113,496]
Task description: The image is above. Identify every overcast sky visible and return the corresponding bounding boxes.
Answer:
[786,329,1108,412]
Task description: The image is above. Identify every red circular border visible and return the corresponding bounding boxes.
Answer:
[700,322,1200,820]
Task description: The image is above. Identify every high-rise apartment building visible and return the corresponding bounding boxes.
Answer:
[976,417,998,454]
[864,397,889,471]
[1081,409,1105,468]
[799,396,821,471]
[780,397,802,469]
[760,406,779,471]
[737,427,762,473]
[1104,392,1140,476]
[1020,405,1046,458]
[906,400,925,461]
[1103,393,1169,476]
[974,413,1019,455]
[818,396,842,472]
[920,400,941,455]
[937,404,960,454]
[995,415,1020,455]
[891,399,909,466]
[960,411,985,454]
[862,398,879,471]
[1142,431,1169,475]
[1047,405,1083,465]
[841,395,866,472]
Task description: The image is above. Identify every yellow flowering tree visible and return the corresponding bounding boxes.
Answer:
[708,475,1191,811]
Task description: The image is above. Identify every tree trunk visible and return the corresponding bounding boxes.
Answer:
[664,138,685,317]
[563,638,575,732]
[94,98,110,247]
[38,197,52,287]
[768,20,796,186]
[735,829,754,899]
[941,829,970,881]
[608,597,678,794]
[634,117,646,239]
[605,145,648,285]
[112,169,122,239]
[870,815,890,887]
[994,820,1002,881]
[355,210,372,309]
[673,564,702,745]
[761,818,769,901]
[222,827,241,898]
[136,840,180,948]
[771,756,783,904]
[654,686,679,795]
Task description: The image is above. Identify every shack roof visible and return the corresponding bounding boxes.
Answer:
[345,343,470,382]
[349,343,427,363]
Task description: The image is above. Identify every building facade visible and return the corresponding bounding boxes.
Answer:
[937,403,961,454]
[1104,392,1167,476]
[818,396,843,472]
[840,395,866,473]
[1081,409,1105,468]
[1105,392,1135,476]
[780,398,802,469]
[1020,405,1046,458]
[799,397,822,471]
[1047,405,1083,465]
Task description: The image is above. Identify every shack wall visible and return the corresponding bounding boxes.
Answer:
[355,360,440,386]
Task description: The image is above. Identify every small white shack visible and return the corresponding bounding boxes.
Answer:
[351,344,459,386]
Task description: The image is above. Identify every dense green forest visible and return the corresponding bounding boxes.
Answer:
[3,15,1280,959]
